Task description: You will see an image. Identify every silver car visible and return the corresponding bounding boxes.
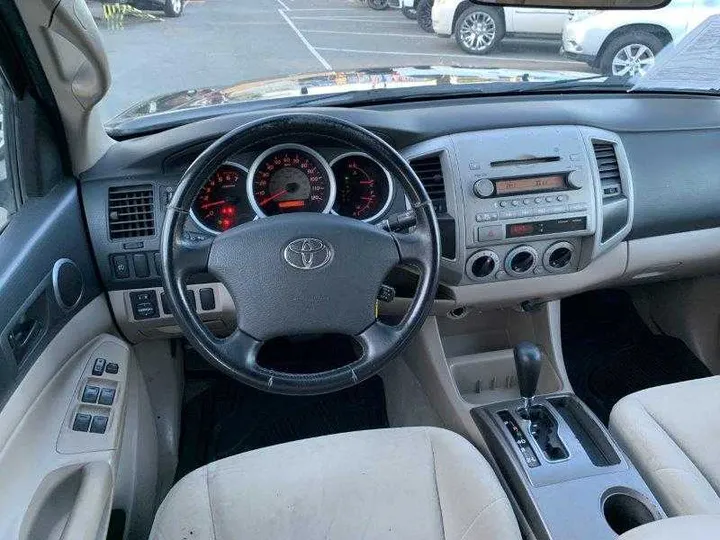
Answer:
[562,0,720,75]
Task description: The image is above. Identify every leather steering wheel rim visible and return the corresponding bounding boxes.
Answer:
[161,113,440,395]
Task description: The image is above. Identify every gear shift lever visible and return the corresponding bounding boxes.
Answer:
[513,341,543,413]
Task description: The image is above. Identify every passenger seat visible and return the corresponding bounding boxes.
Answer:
[609,376,720,516]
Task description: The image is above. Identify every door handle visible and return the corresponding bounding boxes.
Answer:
[8,319,41,352]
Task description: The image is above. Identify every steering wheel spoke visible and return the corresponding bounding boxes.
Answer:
[356,320,402,361]
[173,236,213,278]
[212,329,264,374]
[392,228,434,272]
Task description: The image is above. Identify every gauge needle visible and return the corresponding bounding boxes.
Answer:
[258,188,288,206]
[201,200,227,210]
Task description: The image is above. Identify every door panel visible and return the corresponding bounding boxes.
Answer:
[508,8,570,34]
[0,180,102,406]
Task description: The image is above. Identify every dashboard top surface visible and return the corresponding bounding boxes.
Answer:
[82,93,720,181]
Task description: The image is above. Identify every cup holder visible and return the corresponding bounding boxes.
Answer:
[602,488,660,535]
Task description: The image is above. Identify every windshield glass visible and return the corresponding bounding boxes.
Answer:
[96,0,720,125]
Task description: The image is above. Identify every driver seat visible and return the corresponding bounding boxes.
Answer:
[150,427,522,539]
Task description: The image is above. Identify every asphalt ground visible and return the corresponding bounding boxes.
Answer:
[96,0,591,118]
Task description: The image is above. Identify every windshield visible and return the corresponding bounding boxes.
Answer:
[96,0,720,125]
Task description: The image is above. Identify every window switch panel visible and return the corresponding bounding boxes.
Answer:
[99,387,116,406]
[81,385,100,403]
[105,362,119,375]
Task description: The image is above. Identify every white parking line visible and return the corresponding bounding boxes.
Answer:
[276,0,291,10]
[304,29,436,39]
[279,9,333,70]
[289,16,417,23]
[315,46,583,65]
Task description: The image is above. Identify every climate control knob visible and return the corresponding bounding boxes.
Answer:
[473,179,495,198]
[505,246,538,277]
[466,250,500,281]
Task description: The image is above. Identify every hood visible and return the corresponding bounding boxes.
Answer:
[107,65,593,124]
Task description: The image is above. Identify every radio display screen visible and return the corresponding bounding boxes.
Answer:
[495,174,565,196]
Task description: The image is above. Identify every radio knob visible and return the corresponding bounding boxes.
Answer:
[473,179,494,198]
[567,170,585,189]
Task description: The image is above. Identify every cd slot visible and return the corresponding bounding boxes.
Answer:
[490,156,561,168]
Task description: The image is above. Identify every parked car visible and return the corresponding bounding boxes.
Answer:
[562,0,720,76]
[432,0,570,54]
[127,0,184,17]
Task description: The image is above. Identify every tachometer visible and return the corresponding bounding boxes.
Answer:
[190,163,254,233]
[331,153,394,222]
[248,144,335,217]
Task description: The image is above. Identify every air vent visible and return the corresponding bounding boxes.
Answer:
[410,154,446,215]
[108,185,155,240]
[592,141,622,198]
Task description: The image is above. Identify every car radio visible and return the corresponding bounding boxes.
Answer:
[455,127,596,249]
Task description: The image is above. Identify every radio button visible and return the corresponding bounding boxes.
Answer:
[534,197,543,204]
[477,225,504,242]
[499,201,508,208]
[511,200,520,207]
[545,196,554,203]
[523,198,531,205]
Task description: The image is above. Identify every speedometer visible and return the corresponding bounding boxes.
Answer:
[331,153,394,222]
[248,144,335,217]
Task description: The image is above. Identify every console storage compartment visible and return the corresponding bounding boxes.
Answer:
[439,310,563,405]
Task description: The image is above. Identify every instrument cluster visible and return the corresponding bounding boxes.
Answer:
[190,143,395,234]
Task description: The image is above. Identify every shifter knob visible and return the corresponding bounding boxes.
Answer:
[513,341,543,405]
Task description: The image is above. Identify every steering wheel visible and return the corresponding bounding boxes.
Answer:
[161,114,440,395]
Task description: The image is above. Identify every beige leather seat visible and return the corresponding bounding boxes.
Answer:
[610,376,720,517]
[150,427,522,540]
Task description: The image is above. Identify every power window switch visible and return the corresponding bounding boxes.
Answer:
[92,358,106,376]
[72,413,92,432]
[90,415,109,434]
[81,385,100,403]
[105,363,119,375]
[99,388,116,406]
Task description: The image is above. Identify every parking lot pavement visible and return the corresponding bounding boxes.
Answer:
[97,0,591,119]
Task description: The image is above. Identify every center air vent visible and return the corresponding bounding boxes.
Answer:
[410,155,446,215]
[592,141,622,199]
[108,185,156,240]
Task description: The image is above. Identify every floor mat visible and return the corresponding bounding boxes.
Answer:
[176,371,388,480]
[561,289,711,424]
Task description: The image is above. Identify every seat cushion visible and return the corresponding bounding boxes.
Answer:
[618,515,720,540]
[610,376,720,517]
[150,427,521,540]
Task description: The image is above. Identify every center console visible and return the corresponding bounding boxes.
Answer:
[405,125,634,287]
[472,343,665,539]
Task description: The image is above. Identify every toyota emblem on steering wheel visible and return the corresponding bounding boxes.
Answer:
[283,238,333,270]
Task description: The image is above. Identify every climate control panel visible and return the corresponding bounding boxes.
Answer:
[466,240,580,283]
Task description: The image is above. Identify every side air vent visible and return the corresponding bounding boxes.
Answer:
[409,154,456,260]
[592,141,622,199]
[410,154,446,215]
[108,185,156,240]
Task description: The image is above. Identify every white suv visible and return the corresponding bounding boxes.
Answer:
[563,0,720,76]
[432,0,569,55]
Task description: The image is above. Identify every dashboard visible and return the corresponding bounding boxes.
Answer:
[78,93,720,340]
